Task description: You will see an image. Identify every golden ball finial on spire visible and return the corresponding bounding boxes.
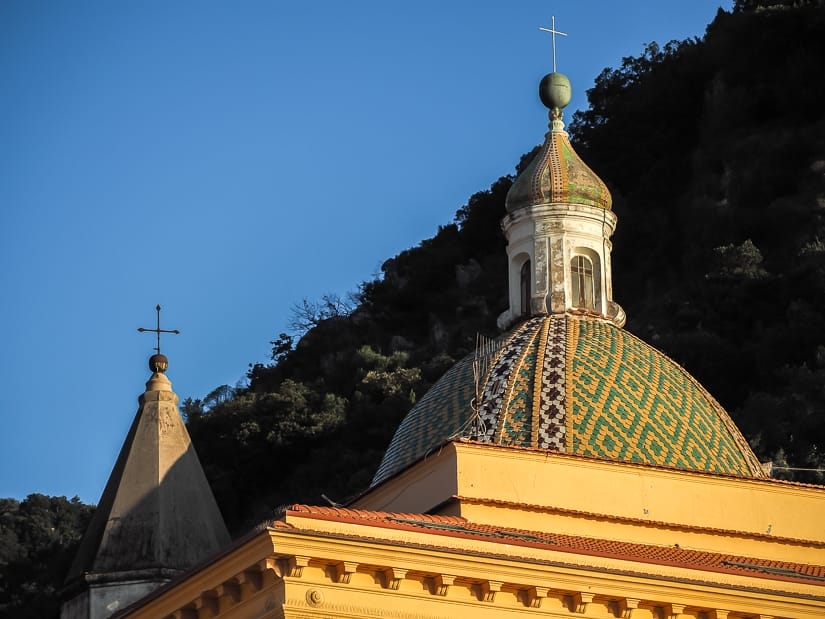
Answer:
[149,353,169,373]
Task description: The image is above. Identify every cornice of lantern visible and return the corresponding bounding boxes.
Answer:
[501,200,617,233]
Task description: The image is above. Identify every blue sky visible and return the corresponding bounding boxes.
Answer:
[0,0,733,504]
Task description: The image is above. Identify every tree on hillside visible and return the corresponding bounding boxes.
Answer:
[186,3,825,532]
[734,0,825,11]
[0,494,93,619]
[572,4,825,480]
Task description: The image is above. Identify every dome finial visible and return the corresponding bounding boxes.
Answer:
[539,72,572,121]
[501,19,617,330]
[538,16,572,126]
[137,304,180,373]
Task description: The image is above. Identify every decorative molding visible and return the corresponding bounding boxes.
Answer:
[305,588,324,607]
[538,221,563,234]
[257,557,280,577]
[147,558,806,619]
[569,591,594,614]
[216,582,240,604]
[431,574,455,596]
[283,597,448,619]
[477,579,502,602]
[382,567,409,590]
[522,585,549,608]
[281,555,310,578]
[237,568,263,591]
[192,593,218,615]
[335,561,358,584]
[618,597,641,619]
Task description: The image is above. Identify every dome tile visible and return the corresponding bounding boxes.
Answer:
[506,131,612,213]
[371,315,765,487]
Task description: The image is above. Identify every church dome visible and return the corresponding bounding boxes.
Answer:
[371,314,765,487]
[505,72,612,213]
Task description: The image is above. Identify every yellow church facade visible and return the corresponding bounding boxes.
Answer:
[67,63,825,619]
[117,440,825,618]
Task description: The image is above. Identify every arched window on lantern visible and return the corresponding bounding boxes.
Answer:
[571,254,596,311]
[520,260,531,316]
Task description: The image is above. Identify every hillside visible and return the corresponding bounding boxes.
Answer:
[184,2,825,532]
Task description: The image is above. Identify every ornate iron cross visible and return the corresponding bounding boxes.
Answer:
[137,304,180,354]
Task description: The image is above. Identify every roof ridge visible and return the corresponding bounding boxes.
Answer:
[287,504,467,524]
[453,494,825,548]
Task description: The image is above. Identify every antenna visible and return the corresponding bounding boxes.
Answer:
[538,16,568,73]
[463,333,504,440]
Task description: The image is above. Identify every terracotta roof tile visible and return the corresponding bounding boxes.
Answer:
[284,504,825,587]
[288,504,465,524]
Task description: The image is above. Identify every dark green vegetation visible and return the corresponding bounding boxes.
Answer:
[183,169,511,528]
[572,2,825,486]
[187,3,825,532]
[4,2,824,616]
[0,495,93,619]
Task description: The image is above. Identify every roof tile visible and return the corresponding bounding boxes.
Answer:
[284,504,825,586]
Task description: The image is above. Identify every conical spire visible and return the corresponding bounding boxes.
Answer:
[62,332,229,619]
[498,71,624,329]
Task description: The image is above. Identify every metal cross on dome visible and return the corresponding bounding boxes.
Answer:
[539,15,568,73]
[137,304,180,354]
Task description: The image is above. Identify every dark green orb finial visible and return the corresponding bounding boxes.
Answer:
[539,72,572,111]
[149,353,169,373]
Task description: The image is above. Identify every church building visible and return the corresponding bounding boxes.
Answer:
[63,57,825,619]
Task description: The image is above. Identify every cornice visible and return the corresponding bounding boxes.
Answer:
[118,524,825,619]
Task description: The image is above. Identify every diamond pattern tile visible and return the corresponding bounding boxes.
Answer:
[371,315,764,487]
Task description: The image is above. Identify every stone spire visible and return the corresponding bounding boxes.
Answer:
[498,72,625,329]
[61,352,230,619]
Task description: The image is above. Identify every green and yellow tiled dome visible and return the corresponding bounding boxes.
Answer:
[371,314,764,487]
[505,127,612,213]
